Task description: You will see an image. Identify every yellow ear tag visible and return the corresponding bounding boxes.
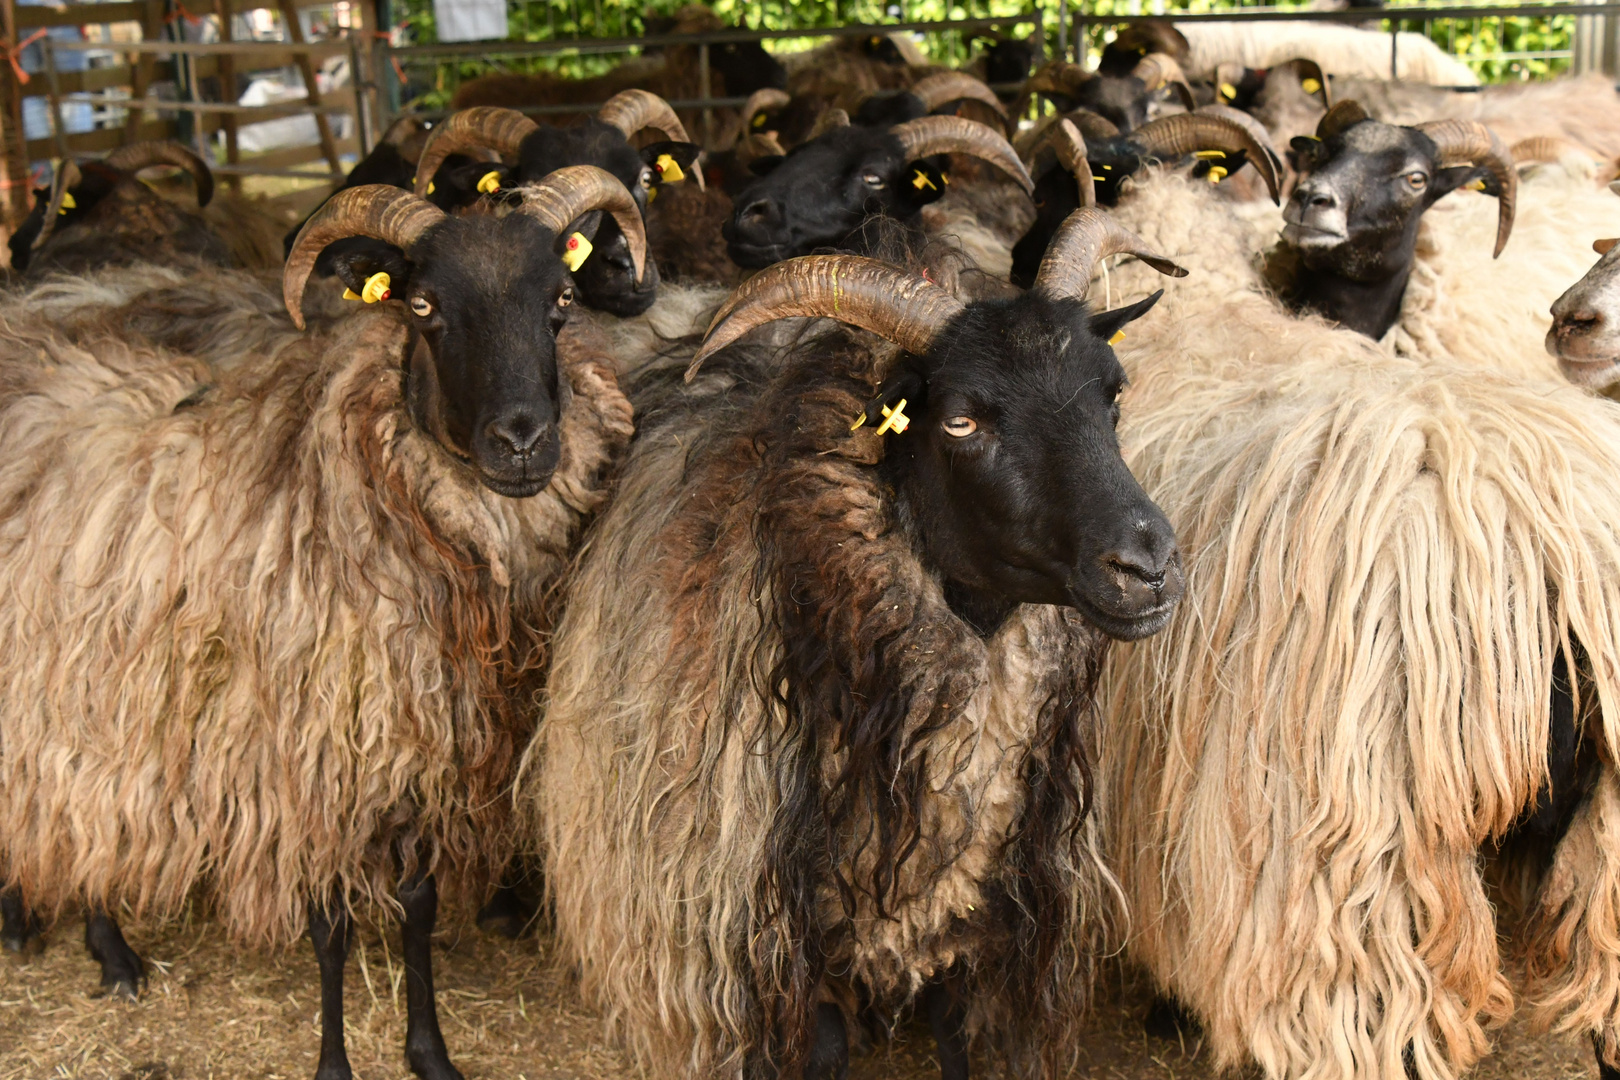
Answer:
[562,231,593,272]
[850,411,867,431]
[875,398,910,435]
[647,185,657,203]
[654,153,686,184]
[1109,329,1126,345]
[1193,150,1226,160]
[1092,174,1107,182]
[58,191,76,213]
[1207,166,1229,184]
[1219,82,1238,100]
[345,271,392,303]
[752,112,768,128]
[477,170,502,195]
[941,172,949,186]
[1301,78,1322,95]
[426,180,436,195]
[1466,178,1487,191]
[911,168,937,191]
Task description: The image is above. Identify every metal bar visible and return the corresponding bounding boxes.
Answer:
[207,163,343,176]
[1040,3,1620,23]
[215,0,240,192]
[61,94,353,114]
[48,38,351,54]
[698,41,710,147]
[41,37,68,162]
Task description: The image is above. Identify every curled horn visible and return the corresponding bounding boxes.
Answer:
[1414,119,1516,257]
[413,107,537,195]
[1132,112,1280,203]
[1196,103,1285,174]
[1131,52,1196,111]
[104,140,214,206]
[282,184,445,330]
[1033,206,1187,301]
[1023,118,1096,210]
[1316,99,1368,140]
[891,114,1034,193]
[1015,59,1087,118]
[908,71,1009,128]
[809,107,851,140]
[598,88,692,144]
[739,87,790,134]
[32,160,81,251]
[518,164,647,285]
[1510,135,1593,166]
[686,254,965,381]
[1063,109,1121,140]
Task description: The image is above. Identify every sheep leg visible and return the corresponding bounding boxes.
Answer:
[922,979,969,1080]
[84,909,143,999]
[1593,1034,1620,1080]
[1144,993,1200,1040]
[1,887,43,955]
[803,1002,849,1080]
[399,872,464,1080]
[309,897,354,1080]
[475,855,541,939]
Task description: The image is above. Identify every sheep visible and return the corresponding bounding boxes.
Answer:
[0,166,643,1080]
[526,208,1189,1080]
[449,3,785,143]
[1061,166,1620,1080]
[1175,19,1480,85]
[1546,181,1620,393]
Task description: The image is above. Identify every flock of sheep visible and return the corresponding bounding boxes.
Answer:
[7,5,1620,1080]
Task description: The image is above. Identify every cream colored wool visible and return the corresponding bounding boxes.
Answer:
[1176,21,1479,85]
[1087,173,1620,1078]
[0,303,631,946]
[525,329,1116,1079]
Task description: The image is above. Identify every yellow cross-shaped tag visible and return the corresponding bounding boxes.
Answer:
[1219,82,1238,100]
[58,191,76,213]
[875,398,910,435]
[1301,77,1322,95]
[654,153,685,183]
[1109,330,1126,345]
[562,231,593,272]
[343,270,392,303]
[1193,150,1226,160]
[1207,166,1229,184]
[477,170,502,194]
[426,180,436,195]
[752,112,768,128]
[1466,178,1487,191]
[912,169,936,191]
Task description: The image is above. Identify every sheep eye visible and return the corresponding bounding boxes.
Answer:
[639,168,654,188]
[410,297,433,317]
[557,287,573,308]
[1405,171,1427,189]
[862,171,885,189]
[942,416,977,437]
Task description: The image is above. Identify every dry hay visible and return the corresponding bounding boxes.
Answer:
[0,913,1598,1079]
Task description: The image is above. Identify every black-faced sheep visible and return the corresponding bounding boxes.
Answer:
[527,209,1187,1080]
[0,166,643,1080]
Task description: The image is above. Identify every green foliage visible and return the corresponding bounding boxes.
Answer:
[387,0,1574,109]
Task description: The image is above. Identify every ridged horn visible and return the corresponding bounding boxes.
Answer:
[1034,206,1187,301]
[517,164,647,285]
[32,160,81,251]
[282,184,445,330]
[1015,59,1087,118]
[1132,112,1280,203]
[908,71,1009,127]
[105,140,214,206]
[809,107,851,140]
[1131,52,1195,111]
[1415,119,1516,257]
[1510,135,1592,166]
[598,88,692,143]
[1197,103,1285,177]
[1024,118,1095,210]
[413,107,537,195]
[1064,109,1121,140]
[686,254,965,381]
[890,114,1033,193]
[1316,99,1368,139]
[739,87,790,134]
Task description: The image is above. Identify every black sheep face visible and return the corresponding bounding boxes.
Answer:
[8,162,122,272]
[1285,120,1488,283]
[979,36,1039,97]
[330,211,583,498]
[711,38,787,95]
[1046,76,1152,134]
[723,125,947,268]
[880,289,1183,639]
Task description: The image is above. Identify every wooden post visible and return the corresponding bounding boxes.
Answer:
[276,0,341,177]
[214,0,239,190]
[41,37,66,161]
[0,0,31,221]
[125,0,163,142]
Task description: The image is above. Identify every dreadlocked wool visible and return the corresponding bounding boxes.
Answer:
[1092,173,1620,1079]
[524,317,1118,1080]
[0,302,631,946]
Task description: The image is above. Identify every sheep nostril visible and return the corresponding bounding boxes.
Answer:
[741,199,771,224]
[1560,311,1603,336]
[486,413,548,458]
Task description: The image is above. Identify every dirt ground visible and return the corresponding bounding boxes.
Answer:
[0,913,1601,1080]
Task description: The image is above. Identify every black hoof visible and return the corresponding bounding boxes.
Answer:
[313,1063,354,1080]
[1,890,44,956]
[475,883,537,939]
[405,1040,465,1080]
[1,923,44,956]
[86,913,145,1000]
[1144,994,1200,1041]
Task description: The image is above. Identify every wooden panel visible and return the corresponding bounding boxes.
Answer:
[15,2,145,28]
[235,136,355,172]
[16,62,175,97]
[25,117,175,158]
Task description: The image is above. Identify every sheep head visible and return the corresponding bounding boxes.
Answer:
[283,166,645,498]
[691,208,1187,639]
[723,114,1033,269]
[1548,183,1620,390]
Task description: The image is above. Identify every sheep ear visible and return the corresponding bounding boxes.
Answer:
[1432,164,1494,203]
[900,159,949,206]
[640,141,702,185]
[1089,289,1164,343]
[327,239,413,301]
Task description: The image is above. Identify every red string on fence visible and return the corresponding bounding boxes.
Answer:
[6,28,48,86]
